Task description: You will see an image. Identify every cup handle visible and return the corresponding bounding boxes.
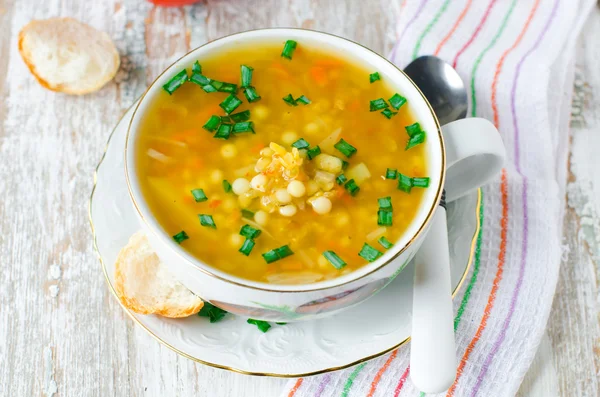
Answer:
[442,118,505,202]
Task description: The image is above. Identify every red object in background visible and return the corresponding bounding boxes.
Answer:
[148,0,202,6]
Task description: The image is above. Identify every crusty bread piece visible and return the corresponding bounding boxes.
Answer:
[115,231,203,318]
[18,17,120,95]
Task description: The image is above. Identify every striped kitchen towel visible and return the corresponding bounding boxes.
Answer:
[282,0,595,396]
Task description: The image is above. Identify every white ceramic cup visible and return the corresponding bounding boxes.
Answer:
[125,28,505,322]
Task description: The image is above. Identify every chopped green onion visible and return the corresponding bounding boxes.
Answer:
[378,236,394,250]
[405,122,422,138]
[358,243,383,262]
[190,72,211,86]
[292,138,310,149]
[412,177,430,188]
[389,93,407,110]
[243,86,261,102]
[203,115,221,132]
[247,318,271,333]
[172,230,189,244]
[369,98,388,111]
[385,168,397,179]
[275,322,287,325]
[217,82,238,94]
[209,80,223,91]
[202,83,218,93]
[239,238,256,256]
[230,110,251,122]
[240,65,254,88]
[344,179,360,196]
[198,214,217,228]
[191,188,208,202]
[296,95,311,105]
[369,72,381,83]
[192,61,202,74]
[377,209,393,226]
[262,245,294,263]
[336,174,347,185]
[406,131,426,150]
[232,121,255,134]
[281,40,297,60]
[240,224,261,239]
[198,302,227,323]
[381,108,398,119]
[219,94,243,114]
[162,69,188,94]
[241,209,255,219]
[220,115,232,124]
[222,180,232,193]
[323,251,346,269]
[342,160,349,170]
[282,93,297,106]
[214,123,232,140]
[397,173,413,193]
[378,196,393,211]
[307,146,321,160]
[334,139,357,158]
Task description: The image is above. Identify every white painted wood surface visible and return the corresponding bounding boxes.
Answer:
[0,1,598,396]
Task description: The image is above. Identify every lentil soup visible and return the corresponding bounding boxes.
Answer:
[135,40,430,284]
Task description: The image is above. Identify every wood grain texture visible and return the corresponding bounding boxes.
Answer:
[0,0,598,396]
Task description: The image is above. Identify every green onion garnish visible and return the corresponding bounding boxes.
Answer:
[192,61,202,74]
[203,115,221,132]
[296,95,311,105]
[247,318,271,333]
[209,80,223,91]
[275,322,287,325]
[240,224,261,239]
[369,72,381,83]
[378,196,393,211]
[222,180,232,193]
[220,116,232,124]
[397,173,413,193]
[172,230,189,244]
[369,98,388,112]
[405,122,422,137]
[219,94,243,114]
[406,131,426,150]
[214,123,232,140]
[232,121,255,134]
[262,245,294,263]
[239,238,256,256]
[307,146,321,160]
[344,179,360,196]
[241,209,255,219]
[358,243,383,262]
[378,236,394,249]
[336,174,347,185]
[412,177,430,188]
[377,209,393,226]
[217,82,238,94]
[162,69,188,95]
[281,40,297,60]
[198,302,227,323]
[230,110,251,122]
[381,109,398,119]
[190,72,211,87]
[334,139,357,158]
[202,83,218,93]
[240,65,254,88]
[342,160,349,170]
[243,86,261,102]
[282,93,297,106]
[323,251,346,269]
[389,93,407,110]
[198,214,217,228]
[292,138,310,149]
[385,168,397,179]
[191,188,208,202]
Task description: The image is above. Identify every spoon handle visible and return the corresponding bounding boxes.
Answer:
[410,200,457,393]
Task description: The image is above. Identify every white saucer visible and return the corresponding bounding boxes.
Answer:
[89,103,480,377]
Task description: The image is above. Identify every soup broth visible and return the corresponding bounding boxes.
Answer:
[136,40,430,284]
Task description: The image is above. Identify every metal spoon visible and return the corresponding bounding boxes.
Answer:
[403,56,468,393]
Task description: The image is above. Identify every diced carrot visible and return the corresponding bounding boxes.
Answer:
[208,200,222,209]
[183,195,194,204]
[310,66,328,85]
[314,58,343,68]
[281,261,303,271]
[251,143,265,153]
[189,158,204,168]
[348,99,360,111]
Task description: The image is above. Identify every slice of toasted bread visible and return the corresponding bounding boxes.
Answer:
[18,17,120,95]
[115,231,204,318]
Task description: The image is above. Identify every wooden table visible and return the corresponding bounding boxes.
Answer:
[0,1,597,396]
